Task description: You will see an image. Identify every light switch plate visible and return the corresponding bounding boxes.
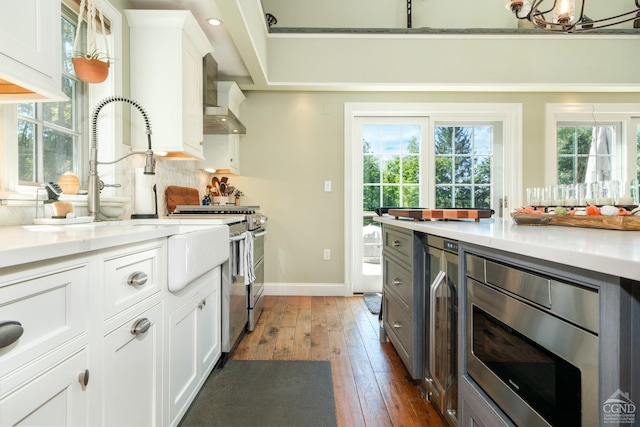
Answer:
[324,180,332,192]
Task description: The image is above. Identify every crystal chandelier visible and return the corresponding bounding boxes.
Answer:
[506,0,640,32]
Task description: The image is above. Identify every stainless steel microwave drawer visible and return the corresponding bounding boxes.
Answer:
[383,256,413,309]
[382,225,413,263]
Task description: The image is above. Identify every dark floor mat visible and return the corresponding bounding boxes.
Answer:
[180,360,337,427]
[363,292,382,314]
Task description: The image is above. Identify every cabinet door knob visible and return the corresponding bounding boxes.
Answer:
[130,318,151,335]
[392,278,402,286]
[392,240,401,247]
[198,299,207,310]
[78,369,90,387]
[393,322,402,329]
[0,321,24,349]
[127,271,148,287]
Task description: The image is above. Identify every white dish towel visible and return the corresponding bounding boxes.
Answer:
[243,231,255,285]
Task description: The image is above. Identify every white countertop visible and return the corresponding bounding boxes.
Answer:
[0,219,233,269]
[375,216,640,282]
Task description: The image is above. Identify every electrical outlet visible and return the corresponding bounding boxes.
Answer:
[324,180,332,192]
[323,249,331,260]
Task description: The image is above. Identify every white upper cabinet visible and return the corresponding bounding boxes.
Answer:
[126,10,213,159]
[0,0,66,102]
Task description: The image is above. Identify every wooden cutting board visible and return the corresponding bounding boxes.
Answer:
[388,208,493,222]
[165,186,200,213]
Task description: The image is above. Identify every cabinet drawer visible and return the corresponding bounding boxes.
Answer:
[383,226,413,263]
[383,291,413,368]
[0,263,89,377]
[383,256,413,309]
[102,241,165,320]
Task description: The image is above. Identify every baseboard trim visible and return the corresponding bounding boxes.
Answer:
[265,282,348,296]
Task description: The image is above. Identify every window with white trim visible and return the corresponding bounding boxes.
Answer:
[546,104,640,187]
[17,6,87,187]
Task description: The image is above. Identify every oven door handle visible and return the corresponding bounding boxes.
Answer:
[429,270,447,392]
[253,230,267,238]
[230,234,246,242]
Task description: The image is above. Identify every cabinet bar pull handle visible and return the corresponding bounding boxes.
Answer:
[392,278,402,286]
[0,321,24,349]
[198,299,207,309]
[131,318,151,335]
[78,369,90,387]
[127,271,148,287]
[393,322,402,329]
[392,240,401,247]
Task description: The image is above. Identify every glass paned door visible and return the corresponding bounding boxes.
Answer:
[434,125,494,209]
[356,117,428,293]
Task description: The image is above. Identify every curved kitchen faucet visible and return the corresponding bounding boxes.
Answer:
[87,96,155,219]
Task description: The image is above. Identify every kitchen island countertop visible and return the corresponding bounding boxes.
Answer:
[375,216,640,282]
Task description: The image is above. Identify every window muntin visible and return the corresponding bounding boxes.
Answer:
[557,122,619,185]
[434,125,493,209]
[363,124,421,213]
[17,7,85,187]
[546,104,640,190]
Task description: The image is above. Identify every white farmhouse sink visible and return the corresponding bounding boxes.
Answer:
[167,225,229,292]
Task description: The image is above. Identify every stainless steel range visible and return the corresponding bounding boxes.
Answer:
[171,205,267,361]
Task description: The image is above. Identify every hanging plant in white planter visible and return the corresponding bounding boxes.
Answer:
[72,0,110,83]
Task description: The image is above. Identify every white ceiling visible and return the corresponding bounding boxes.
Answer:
[127,0,250,79]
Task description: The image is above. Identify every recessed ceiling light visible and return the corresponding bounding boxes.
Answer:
[207,18,223,26]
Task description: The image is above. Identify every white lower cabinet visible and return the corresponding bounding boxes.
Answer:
[0,348,89,426]
[102,302,163,427]
[198,272,221,376]
[0,258,90,426]
[167,267,221,427]
[0,236,224,426]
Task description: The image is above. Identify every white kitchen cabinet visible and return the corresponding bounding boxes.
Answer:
[0,257,91,426]
[0,0,66,101]
[0,349,89,426]
[102,302,163,427]
[126,10,213,159]
[0,229,228,427]
[166,267,221,427]
[99,239,166,427]
[201,134,241,174]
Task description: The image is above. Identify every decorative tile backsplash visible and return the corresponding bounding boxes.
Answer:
[0,155,211,226]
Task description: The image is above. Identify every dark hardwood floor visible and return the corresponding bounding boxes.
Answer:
[231,295,446,427]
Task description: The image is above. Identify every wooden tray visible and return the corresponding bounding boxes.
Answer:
[511,213,640,230]
[388,208,493,222]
